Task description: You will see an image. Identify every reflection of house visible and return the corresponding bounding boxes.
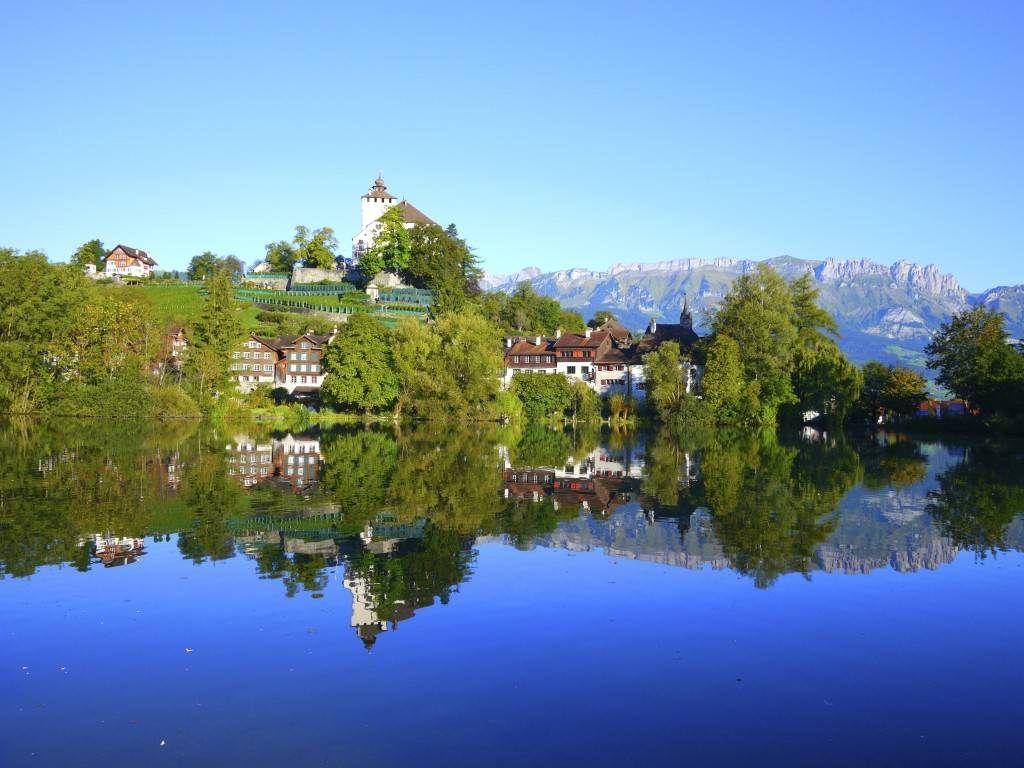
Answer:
[501,301,701,400]
[226,438,275,487]
[84,534,147,567]
[275,434,322,492]
[231,331,335,394]
[102,244,156,278]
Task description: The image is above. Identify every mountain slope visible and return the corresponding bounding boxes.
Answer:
[483,256,1024,368]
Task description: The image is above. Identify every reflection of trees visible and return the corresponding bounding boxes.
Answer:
[859,434,928,489]
[491,497,577,550]
[0,420,198,576]
[387,423,505,534]
[178,451,247,563]
[507,423,601,469]
[252,541,330,597]
[927,446,1024,557]
[699,435,859,588]
[319,427,398,530]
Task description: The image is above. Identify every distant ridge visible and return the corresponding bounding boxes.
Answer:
[483,256,1023,370]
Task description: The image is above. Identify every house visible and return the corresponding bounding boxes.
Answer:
[230,330,335,394]
[166,326,187,368]
[103,244,156,278]
[500,300,702,401]
[351,176,436,263]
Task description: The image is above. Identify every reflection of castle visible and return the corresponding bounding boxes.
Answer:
[226,434,321,492]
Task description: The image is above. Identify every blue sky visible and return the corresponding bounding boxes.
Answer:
[1,1,1021,290]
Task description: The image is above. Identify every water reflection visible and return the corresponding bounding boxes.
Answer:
[2,419,1023,646]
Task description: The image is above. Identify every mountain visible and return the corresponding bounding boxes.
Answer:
[484,256,1024,369]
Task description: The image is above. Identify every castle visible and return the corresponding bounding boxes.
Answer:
[350,176,435,264]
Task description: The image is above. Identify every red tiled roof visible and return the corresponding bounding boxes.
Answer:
[104,244,156,266]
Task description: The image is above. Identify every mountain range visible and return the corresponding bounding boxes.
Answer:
[482,256,1024,369]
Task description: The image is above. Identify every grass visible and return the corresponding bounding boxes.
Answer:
[141,283,262,331]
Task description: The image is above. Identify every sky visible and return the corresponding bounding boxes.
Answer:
[0,1,1021,290]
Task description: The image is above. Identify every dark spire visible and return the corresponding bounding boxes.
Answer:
[680,292,692,330]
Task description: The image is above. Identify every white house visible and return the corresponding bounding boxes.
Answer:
[102,244,157,278]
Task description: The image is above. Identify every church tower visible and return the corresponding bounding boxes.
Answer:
[360,175,398,228]
[680,292,693,330]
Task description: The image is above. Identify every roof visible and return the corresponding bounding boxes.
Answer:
[507,338,556,357]
[254,332,330,351]
[396,200,435,226]
[553,330,609,349]
[363,176,396,200]
[105,244,156,266]
[634,322,699,356]
[597,318,632,344]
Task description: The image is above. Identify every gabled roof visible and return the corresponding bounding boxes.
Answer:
[553,330,609,349]
[507,337,556,357]
[634,322,700,356]
[396,200,435,226]
[597,318,632,344]
[105,244,156,266]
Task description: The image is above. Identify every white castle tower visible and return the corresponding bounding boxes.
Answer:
[360,175,398,228]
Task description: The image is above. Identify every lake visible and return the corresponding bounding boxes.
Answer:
[2,420,1023,767]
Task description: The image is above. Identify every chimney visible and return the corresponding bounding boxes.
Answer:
[649,318,657,333]
[535,336,541,345]
[585,328,592,339]
[505,337,513,349]
[555,328,562,339]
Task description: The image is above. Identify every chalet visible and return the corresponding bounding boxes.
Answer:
[103,244,156,278]
[225,438,275,488]
[231,330,335,394]
[500,301,702,400]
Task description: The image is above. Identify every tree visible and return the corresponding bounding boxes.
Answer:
[710,264,798,424]
[219,255,245,281]
[321,315,400,413]
[588,310,616,328]
[880,365,928,420]
[483,282,585,335]
[925,307,1024,417]
[185,269,241,401]
[359,206,410,278]
[294,225,339,270]
[264,240,298,272]
[187,251,218,281]
[859,361,892,422]
[701,334,746,421]
[510,371,573,418]
[70,239,105,270]
[643,341,688,421]
[405,223,482,313]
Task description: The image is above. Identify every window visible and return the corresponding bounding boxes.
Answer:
[232,352,240,359]
[301,376,308,384]
[300,353,308,361]
[264,364,273,372]
[264,352,272,360]
[567,366,576,374]
[311,376,318,384]
[301,342,310,349]
[243,352,250,359]
[513,356,520,364]
[582,366,589,374]
[290,375,297,383]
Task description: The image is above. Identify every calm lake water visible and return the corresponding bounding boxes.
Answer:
[2,420,1023,767]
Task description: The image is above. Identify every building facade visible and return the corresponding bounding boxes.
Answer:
[231,331,334,394]
[103,244,157,278]
[501,306,702,401]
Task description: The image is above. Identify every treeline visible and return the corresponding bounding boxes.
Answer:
[0,248,250,417]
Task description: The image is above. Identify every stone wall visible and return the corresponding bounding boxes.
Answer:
[291,267,348,286]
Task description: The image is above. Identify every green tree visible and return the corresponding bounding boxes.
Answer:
[643,341,688,421]
[484,283,585,335]
[294,225,339,270]
[70,239,106,270]
[588,310,616,328]
[509,371,573,418]
[701,334,745,421]
[925,306,1024,417]
[359,206,411,278]
[859,361,892,423]
[264,240,298,272]
[321,315,400,413]
[187,251,218,281]
[185,269,242,401]
[880,365,928,420]
[405,223,482,312]
[710,264,798,424]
